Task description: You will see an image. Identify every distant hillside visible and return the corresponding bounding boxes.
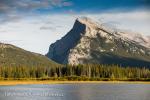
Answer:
[46,17,150,67]
[0,43,59,67]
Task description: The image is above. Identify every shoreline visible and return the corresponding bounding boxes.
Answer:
[0,80,150,86]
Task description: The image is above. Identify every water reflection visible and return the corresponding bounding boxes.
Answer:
[0,83,149,100]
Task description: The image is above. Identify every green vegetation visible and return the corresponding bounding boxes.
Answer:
[0,43,59,67]
[0,65,150,81]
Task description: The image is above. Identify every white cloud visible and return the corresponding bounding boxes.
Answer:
[0,15,76,54]
[87,10,150,35]
[0,10,150,54]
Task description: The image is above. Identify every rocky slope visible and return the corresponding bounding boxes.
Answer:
[46,17,150,67]
[0,43,59,67]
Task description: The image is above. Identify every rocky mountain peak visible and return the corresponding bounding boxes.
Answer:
[72,17,104,38]
[46,17,150,67]
[76,17,100,29]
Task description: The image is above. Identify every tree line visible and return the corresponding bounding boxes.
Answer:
[0,64,150,81]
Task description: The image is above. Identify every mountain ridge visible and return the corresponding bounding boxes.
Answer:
[0,42,59,67]
[46,17,150,67]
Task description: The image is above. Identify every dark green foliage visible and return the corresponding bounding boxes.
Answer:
[0,64,150,81]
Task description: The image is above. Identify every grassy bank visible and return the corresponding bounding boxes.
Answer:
[0,80,150,86]
[1,76,150,81]
[0,77,150,86]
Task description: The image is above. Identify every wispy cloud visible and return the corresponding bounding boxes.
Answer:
[0,0,73,13]
[0,0,73,23]
[40,26,56,30]
[0,0,149,24]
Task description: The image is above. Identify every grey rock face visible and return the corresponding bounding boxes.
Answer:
[46,17,150,67]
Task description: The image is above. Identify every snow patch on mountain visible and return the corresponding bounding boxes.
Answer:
[78,17,150,49]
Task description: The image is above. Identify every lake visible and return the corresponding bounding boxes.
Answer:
[0,83,149,100]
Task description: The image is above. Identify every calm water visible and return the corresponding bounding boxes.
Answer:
[0,83,149,100]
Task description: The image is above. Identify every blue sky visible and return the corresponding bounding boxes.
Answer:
[48,0,149,13]
[0,0,149,16]
[0,0,150,54]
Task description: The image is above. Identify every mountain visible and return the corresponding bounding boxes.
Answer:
[0,43,59,67]
[46,17,150,67]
